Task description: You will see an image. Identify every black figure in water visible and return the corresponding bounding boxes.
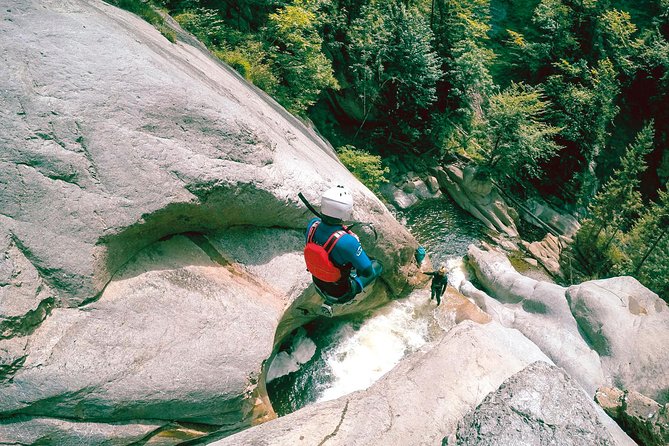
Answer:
[424,264,448,306]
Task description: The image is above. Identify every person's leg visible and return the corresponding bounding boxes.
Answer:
[435,289,442,306]
[430,288,435,300]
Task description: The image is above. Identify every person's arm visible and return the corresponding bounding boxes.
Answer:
[424,271,437,277]
[332,234,381,290]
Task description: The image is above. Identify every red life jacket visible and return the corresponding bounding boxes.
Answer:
[304,221,346,282]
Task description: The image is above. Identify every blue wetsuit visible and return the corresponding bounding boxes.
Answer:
[305,217,381,302]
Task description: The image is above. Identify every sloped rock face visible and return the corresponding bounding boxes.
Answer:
[451,362,627,446]
[435,165,518,237]
[0,0,420,442]
[210,321,553,446]
[466,245,605,395]
[0,416,161,446]
[0,0,418,328]
[567,277,669,404]
[0,236,282,428]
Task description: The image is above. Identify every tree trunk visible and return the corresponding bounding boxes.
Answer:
[634,228,668,275]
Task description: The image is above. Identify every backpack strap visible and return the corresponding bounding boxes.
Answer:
[323,230,346,253]
[308,220,346,253]
[307,220,320,243]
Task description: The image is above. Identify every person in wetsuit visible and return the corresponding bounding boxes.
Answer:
[424,265,448,306]
[304,185,382,316]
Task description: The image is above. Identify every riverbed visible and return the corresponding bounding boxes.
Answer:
[266,197,488,416]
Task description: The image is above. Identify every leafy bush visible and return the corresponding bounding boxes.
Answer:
[176,9,278,94]
[337,145,389,193]
[106,0,175,42]
[264,3,339,115]
[214,49,252,78]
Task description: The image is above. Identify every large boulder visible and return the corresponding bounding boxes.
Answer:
[521,233,572,279]
[520,196,580,237]
[0,0,420,441]
[0,416,162,445]
[210,320,553,445]
[0,0,419,329]
[0,235,281,429]
[466,245,605,395]
[435,165,518,237]
[567,277,669,403]
[450,361,633,446]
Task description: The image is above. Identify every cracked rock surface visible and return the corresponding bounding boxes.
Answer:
[451,361,629,446]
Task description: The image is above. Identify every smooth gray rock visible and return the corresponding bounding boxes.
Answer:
[466,245,605,396]
[0,231,56,339]
[211,321,553,446]
[0,0,418,318]
[379,182,419,209]
[0,0,421,441]
[436,165,518,237]
[451,361,632,446]
[0,416,161,446]
[520,197,580,237]
[0,236,282,427]
[567,277,669,403]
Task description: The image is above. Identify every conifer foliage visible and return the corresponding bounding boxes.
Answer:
[118,0,668,300]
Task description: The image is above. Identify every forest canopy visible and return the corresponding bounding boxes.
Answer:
[118,0,669,300]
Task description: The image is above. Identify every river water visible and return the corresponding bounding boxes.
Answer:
[266,197,488,416]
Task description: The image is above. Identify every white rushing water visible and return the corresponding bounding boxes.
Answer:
[267,255,473,413]
[267,327,317,382]
[316,291,434,402]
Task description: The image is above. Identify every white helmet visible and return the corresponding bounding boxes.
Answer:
[321,185,353,221]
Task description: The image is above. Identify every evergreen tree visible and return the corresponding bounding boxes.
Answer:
[587,121,655,237]
[570,121,655,276]
[543,58,620,207]
[505,0,579,78]
[597,9,644,78]
[473,83,562,187]
[347,2,441,148]
[623,185,669,301]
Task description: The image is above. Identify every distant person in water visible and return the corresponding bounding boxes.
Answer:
[424,265,448,306]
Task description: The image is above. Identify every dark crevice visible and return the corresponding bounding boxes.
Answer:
[183,232,229,266]
[318,400,349,446]
[0,296,55,341]
[0,355,27,385]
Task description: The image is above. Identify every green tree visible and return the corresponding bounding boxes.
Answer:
[623,185,669,301]
[597,9,644,78]
[590,122,654,233]
[471,83,562,186]
[337,145,389,193]
[347,2,441,147]
[264,1,340,115]
[505,0,578,77]
[544,58,620,206]
[571,121,655,276]
[429,0,494,155]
